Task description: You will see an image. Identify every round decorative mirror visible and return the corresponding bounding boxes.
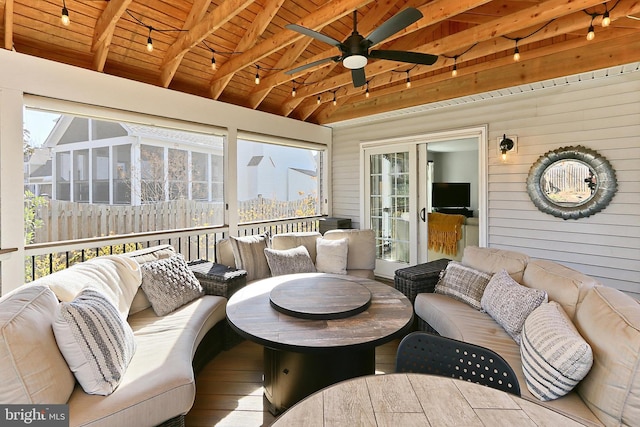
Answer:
[526,146,617,220]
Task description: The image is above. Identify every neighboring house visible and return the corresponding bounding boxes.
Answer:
[24,115,224,206]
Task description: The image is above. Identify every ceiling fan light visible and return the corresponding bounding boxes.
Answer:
[343,55,367,70]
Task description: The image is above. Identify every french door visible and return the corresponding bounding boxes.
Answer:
[363,144,422,278]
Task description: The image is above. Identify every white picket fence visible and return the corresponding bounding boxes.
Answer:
[33,196,318,243]
[34,199,225,243]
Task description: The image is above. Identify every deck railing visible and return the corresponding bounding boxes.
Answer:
[23,217,320,282]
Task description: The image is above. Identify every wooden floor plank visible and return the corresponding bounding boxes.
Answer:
[187,338,401,426]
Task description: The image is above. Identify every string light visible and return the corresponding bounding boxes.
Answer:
[451,57,458,77]
[586,17,595,40]
[146,27,154,52]
[210,55,216,70]
[602,9,611,27]
[365,82,370,98]
[405,71,411,88]
[292,82,296,97]
[317,95,321,105]
[332,92,337,106]
[254,65,260,85]
[61,0,70,26]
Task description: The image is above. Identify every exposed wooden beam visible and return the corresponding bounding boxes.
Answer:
[161,0,256,70]
[210,0,286,99]
[159,0,212,87]
[317,31,640,124]
[208,0,375,87]
[91,0,133,72]
[3,0,12,51]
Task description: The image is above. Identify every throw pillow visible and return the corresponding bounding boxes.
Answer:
[434,261,493,310]
[53,288,136,396]
[264,246,316,276]
[229,233,271,282]
[480,269,547,344]
[315,237,348,274]
[521,302,593,401]
[140,253,204,316]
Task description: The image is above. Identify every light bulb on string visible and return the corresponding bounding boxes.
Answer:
[452,62,457,77]
[254,66,260,85]
[332,93,337,106]
[586,18,595,41]
[365,83,370,98]
[602,10,610,27]
[513,39,520,61]
[292,83,296,97]
[405,71,411,88]
[210,55,216,70]
[61,0,70,26]
[317,95,321,105]
[146,27,153,52]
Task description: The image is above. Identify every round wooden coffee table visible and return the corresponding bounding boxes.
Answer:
[226,273,413,415]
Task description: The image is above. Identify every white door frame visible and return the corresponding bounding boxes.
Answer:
[360,125,487,276]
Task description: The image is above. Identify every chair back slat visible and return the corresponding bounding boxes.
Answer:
[396,331,520,396]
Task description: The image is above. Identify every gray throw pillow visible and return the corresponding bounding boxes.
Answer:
[434,261,493,310]
[229,233,271,282]
[521,302,593,401]
[53,288,136,395]
[481,269,548,344]
[264,246,316,276]
[140,253,204,316]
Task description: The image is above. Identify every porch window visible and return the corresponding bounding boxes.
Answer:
[237,137,323,223]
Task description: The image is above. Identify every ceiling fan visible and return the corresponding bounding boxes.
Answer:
[285,7,438,88]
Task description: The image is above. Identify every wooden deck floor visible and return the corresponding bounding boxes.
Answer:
[186,338,401,427]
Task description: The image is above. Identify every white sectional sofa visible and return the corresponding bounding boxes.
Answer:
[0,245,227,427]
[414,246,640,427]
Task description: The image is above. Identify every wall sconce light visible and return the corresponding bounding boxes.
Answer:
[499,134,515,161]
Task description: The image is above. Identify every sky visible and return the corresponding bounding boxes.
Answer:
[23,109,60,147]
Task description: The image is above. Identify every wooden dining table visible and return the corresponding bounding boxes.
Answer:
[271,373,587,426]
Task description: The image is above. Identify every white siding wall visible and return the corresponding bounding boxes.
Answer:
[330,71,640,297]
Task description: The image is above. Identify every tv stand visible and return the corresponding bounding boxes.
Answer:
[435,207,473,218]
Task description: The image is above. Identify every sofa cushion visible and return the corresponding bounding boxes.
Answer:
[315,237,348,274]
[0,285,75,404]
[522,259,599,320]
[323,229,376,271]
[271,232,321,263]
[140,253,204,316]
[462,246,529,283]
[481,269,547,344]
[229,234,271,282]
[126,245,176,315]
[521,302,593,401]
[574,286,640,427]
[264,246,316,276]
[67,295,227,427]
[53,288,136,396]
[35,255,142,318]
[434,261,492,310]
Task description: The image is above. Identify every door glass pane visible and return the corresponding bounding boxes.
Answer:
[370,152,410,263]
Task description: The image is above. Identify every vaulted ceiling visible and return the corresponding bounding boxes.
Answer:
[4,0,640,125]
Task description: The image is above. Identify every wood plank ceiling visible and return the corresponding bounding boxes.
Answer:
[3,0,640,125]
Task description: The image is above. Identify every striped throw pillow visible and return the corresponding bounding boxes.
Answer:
[521,302,593,401]
[434,261,493,310]
[53,288,136,395]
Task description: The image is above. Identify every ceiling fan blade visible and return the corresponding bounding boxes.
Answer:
[351,68,366,87]
[285,56,341,75]
[365,7,423,47]
[370,49,438,65]
[285,24,343,48]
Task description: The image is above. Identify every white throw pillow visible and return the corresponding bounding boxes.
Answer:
[53,288,136,396]
[264,246,316,276]
[521,302,593,401]
[140,253,204,316]
[315,237,348,274]
[480,269,547,344]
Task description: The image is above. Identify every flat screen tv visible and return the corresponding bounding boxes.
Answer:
[432,182,471,208]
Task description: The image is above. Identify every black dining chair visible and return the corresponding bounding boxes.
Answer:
[395,331,521,396]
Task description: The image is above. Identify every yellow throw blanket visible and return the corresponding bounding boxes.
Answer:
[428,212,466,256]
